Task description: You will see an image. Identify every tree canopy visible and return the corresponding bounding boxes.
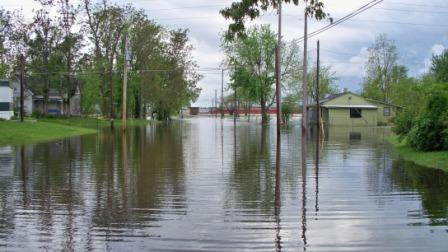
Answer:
[1,0,201,120]
[431,49,448,83]
[220,0,328,40]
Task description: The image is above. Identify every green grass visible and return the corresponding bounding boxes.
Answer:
[386,136,448,172]
[0,120,96,146]
[39,117,152,129]
[0,117,153,146]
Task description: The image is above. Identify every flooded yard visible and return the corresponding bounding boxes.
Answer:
[0,117,447,251]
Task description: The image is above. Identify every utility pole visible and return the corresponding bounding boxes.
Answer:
[19,54,25,122]
[221,69,224,119]
[234,85,237,124]
[316,40,320,165]
[122,32,129,131]
[215,89,218,117]
[275,0,282,137]
[302,4,309,133]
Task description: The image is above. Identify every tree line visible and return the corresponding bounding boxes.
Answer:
[0,0,201,121]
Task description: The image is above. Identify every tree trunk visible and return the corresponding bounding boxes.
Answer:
[109,66,114,119]
[44,79,49,116]
[261,97,268,125]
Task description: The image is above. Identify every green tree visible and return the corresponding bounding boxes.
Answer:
[0,8,13,79]
[27,7,63,115]
[362,34,398,102]
[431,49,448,82]
[223,25,277,125]
[83,0,128,118]
[143,29,202,121]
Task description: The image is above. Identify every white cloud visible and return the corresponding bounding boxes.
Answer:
[420,43,446,74]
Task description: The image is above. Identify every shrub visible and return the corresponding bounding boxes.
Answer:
[281,102,294,125]
[408,92,448,151]
[392,109,417,137]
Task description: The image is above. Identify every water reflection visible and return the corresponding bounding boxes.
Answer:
[301,141,308,250]
[0,123,187,250]
[274,136,281,252]
[0,119,446,251]
[391,160,448,226]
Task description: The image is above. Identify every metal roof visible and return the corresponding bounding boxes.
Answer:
[322,105,378,109]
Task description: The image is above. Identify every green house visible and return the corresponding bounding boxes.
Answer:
[307,92,399,126]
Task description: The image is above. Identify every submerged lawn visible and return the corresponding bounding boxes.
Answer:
[0,117,152,146]
[387,136,448,172]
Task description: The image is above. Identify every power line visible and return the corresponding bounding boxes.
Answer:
[295,0,384,42]
[145,4,227,12]
[385,1,448,9]
[372,7,448,14]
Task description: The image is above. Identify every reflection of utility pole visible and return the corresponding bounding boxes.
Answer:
[316,40,320,164]
[276,0,282,137]
[122,32,129,131]
[302,4,308,133]
[221,69,224,118]
[19,54,25,122]
[274,135,281,251]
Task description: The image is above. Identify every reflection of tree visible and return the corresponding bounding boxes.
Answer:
[0,123,186,249]
[390,160,448,225]
[226,126,275,214]
[92,124,187,227]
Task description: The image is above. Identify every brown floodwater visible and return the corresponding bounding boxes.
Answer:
[0,117,447,251]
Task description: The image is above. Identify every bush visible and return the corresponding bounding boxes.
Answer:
[393,109,417,137]
[281,102,294,125]
[408,92,448,151]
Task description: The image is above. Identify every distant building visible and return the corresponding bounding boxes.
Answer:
[189,107,199,116]
[11,80,81,116]
[0,80,13,120]
[307,92,400,126]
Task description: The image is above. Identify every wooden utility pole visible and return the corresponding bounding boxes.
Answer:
[234,85,237,123]
[302,5,309,133]
[215,89,218,117]
[316,40,320,164]
[275,0,282,137]
[19,54,25,122]
[221,69,224,118]
[122,32,129,131]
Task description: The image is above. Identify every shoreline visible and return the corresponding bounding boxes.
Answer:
[0,117,152,147]
[386,136,448,172]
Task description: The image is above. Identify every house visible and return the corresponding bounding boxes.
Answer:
[11,79,81,116]
[11,80,34,116]
[0,80,13,120]
[307,91,399,126]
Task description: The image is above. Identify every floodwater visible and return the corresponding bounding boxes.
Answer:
[0,117,447,251]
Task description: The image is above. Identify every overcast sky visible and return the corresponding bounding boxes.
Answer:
[3,0,448,106]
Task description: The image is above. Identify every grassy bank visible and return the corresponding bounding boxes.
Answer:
[0,117,152,146]
[39,117,151,129]
[387,136,448,172]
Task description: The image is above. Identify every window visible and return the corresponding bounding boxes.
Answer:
[0,102,10,111]
[384,107,391,116]
[350,108,362,118]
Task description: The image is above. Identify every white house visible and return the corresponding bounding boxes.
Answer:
[11,80,34,116]
[0,80,13,120]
